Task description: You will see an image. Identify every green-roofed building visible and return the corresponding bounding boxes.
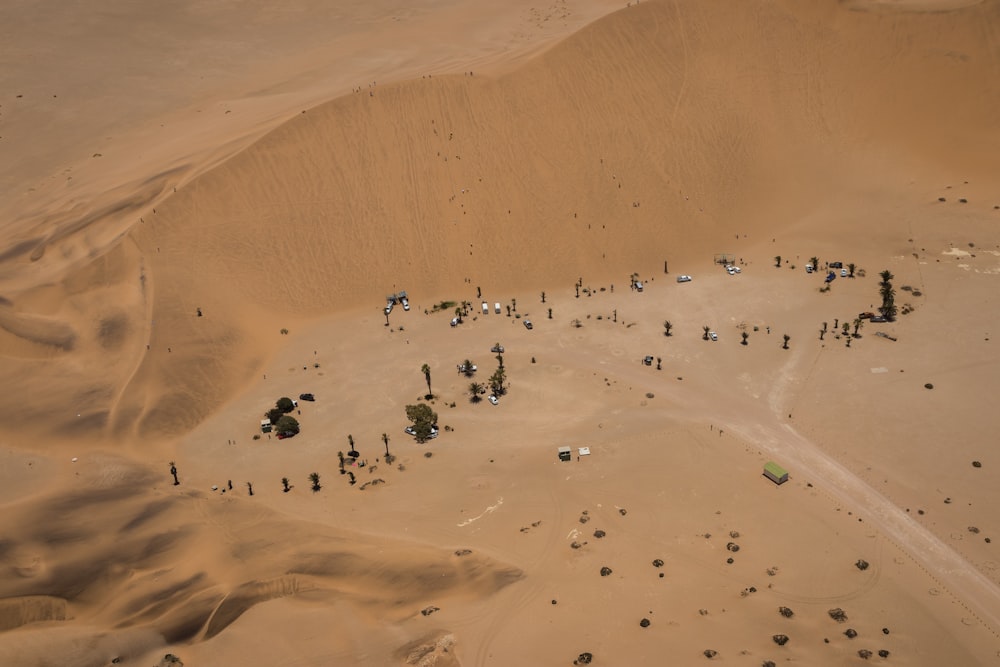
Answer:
[763,461,788,485]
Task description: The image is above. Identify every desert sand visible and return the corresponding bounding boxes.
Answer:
[2,0,1000,665]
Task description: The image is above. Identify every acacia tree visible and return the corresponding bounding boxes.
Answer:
[282,477,291,493]
[169,461,179,486]
[540,291,546,303]
[741,331,749,346]
[347,434,357,457]
[810,256,820,272]
[703,325,711,341]
[275,415,299,436]
[782,334,790,349]
[421,363,433,399]
[774,255,781,268]
[848,262,856,278]
[405,404,439,443]
[309,472,321,492]
[663,320,673,337]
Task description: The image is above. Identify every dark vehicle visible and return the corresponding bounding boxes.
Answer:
[859,312,874,319]
[277,432,296,440]
[299,393,316,402]
[825,272,836,283]
[870,315,888,323]
[491,344,505,353]
[829,261,843,269]
[643,355,654,366]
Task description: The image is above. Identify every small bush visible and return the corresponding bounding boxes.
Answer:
[855,559,870,571]
[703,649,718,659]
[778,606,794,618]
[829,608,848,622]
[772,634,789,646]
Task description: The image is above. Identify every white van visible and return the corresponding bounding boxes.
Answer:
[495,302,501,314]
[482,301,488,314]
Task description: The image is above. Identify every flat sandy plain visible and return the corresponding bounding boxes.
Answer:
[1,0,1000,665]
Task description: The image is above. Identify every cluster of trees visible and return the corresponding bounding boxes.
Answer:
[266,397,300,436]
[878,270,897,320]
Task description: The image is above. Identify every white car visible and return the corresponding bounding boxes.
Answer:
[523,319,533,330]
[482,301,488,314]
[495,302,501,314]
[676,275,692,283]
[726,266,736,275]
[488,395,498,405]
[733,266,741,274]
[805,265,814,273]
[709,331,718,341]
[841,268,848,277]
[405,425,439,439]
[384,302,393,315]
[401,297,410,311]
[450,317,459,327]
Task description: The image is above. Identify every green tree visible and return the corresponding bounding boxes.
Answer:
[489,367,507,396]
[540,291,546,303]
[703,325,710,341]
[309,472,321,492]
[853,318,863,337]
[405,404,439,443]
[512,297,517,312]
[842,322,850,336]
[267,407,285,424]
[469,382,484,402]
[454,307,463,324]
[847,262,856,277]
[421,363,433,399]
[338,451,346,474]
[663,320,673,337]
[878,270,897,320]
[276,397,294,413]
[281,477,291,492]
[275,415,299,435]
[461,359,476,377]
[774,255,781,268]
[347,434,357,457]
[810,257,819,272]
[782,334,790,349]
[741,331,749,346]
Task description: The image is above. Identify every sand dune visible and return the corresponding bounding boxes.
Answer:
[2,0,1000,664]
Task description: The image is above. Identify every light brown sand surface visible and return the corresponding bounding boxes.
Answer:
[2,0,1000,665]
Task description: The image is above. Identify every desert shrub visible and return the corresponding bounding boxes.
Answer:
[653,559,664,568]
[600,566,612,576]
[878,650,889,658]
[858,649,873,659]
[855,559,870,571]
[640,618,650,628]
[829,608,848,622]
[844,628,858,638]
[772,635,789,646]
[703,649,717,658]
[778,606,794,618]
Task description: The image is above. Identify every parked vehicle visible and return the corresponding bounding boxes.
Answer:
[482,301,489,314]
[450,317,459,327]
[709,331,718,341]
[805,265,813,273]
[676,275,692,283]
[643,355,653,366]
[495,302,501,314]
[523,319,533,330]
[491,344,505,353]
[401,297,410,311]
[841,268,848,277]
[298,393,315,402]
[488,395,499,405]
[405,425,439,439]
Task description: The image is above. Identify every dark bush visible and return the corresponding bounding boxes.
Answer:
[276,397,294,413]
[600,566,613,577]
[845,628,858,639]
[778,606,794,618]
[772,634,789,646]
[855,559,870,571]
[829,608,848,622]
